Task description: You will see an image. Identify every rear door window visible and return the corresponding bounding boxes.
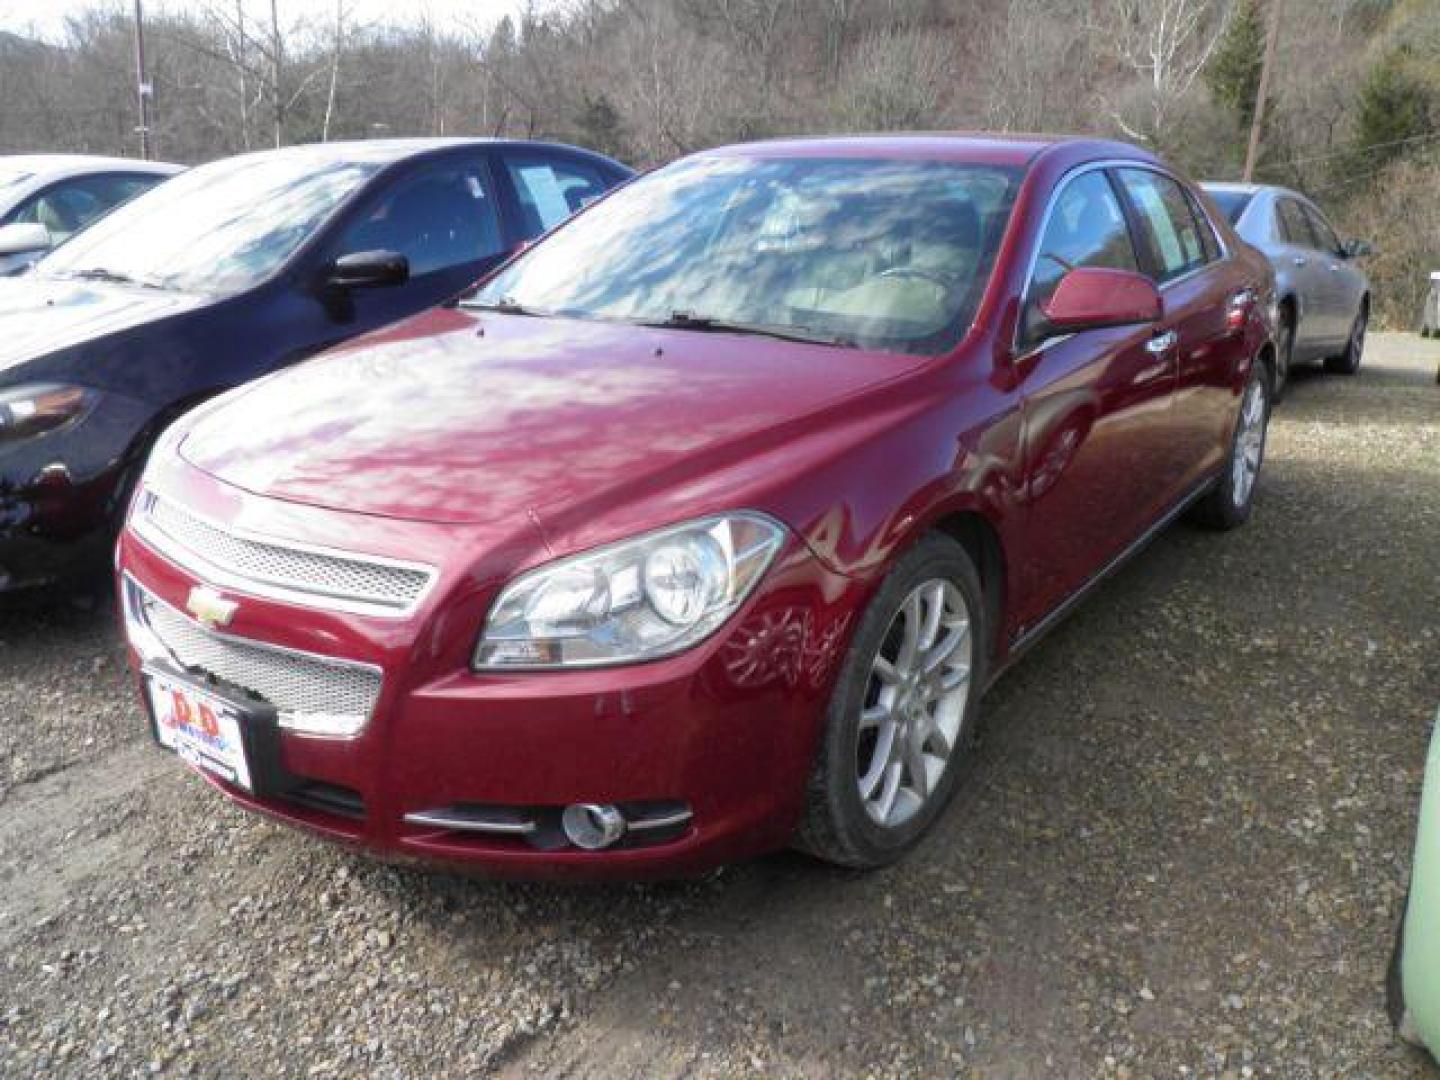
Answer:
[502,155,610,237]
[1028,169,1139,308]
[1185,190,1222,261]
[1115,168,1210,283]
[1277,198,1319,250]
[1206,189,1253,225]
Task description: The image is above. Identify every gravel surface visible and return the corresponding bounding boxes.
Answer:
[0,334,1436,1078]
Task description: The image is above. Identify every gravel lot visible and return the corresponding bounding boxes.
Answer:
[1,333,1436,1078]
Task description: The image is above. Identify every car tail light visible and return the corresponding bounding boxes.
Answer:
[1226,288,1256,334]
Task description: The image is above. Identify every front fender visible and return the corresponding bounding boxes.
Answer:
[1401,709,1440,1053]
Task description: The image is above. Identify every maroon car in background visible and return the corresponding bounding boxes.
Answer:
[116,135,1276,879]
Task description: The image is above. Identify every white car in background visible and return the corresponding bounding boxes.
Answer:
[0,155,182,273]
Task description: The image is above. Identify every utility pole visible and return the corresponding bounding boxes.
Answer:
[132,0,153,159]
[271,0,284,147]
[1242,0,1283,182]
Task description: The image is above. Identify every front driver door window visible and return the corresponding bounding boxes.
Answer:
[320,156,506,338]
[1029,170,1138,309]
[335,157,504,280]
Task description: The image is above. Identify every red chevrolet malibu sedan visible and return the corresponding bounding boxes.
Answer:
[117,135,1276,879]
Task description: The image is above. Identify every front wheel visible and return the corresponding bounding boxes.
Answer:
[1190,358,1270,530]
[794,534,986,869]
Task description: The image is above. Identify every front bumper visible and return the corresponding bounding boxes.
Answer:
[1402,710,1440,1051]
[116,467,867,880]
[0,390,152,592]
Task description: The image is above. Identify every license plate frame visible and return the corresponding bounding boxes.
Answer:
[144,664,273,793]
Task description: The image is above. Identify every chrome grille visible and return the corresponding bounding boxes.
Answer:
[131,582,381,738]
[135,492,434,616]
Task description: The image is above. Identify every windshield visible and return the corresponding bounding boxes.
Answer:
[37,154,380,294]
[0,170,35,206]
[469,156,1022,354]
[1205,188,1254,226]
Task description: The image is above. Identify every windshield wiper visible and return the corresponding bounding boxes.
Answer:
[68,267,165,290]
[641,310,856,347]
[464,295,544,316]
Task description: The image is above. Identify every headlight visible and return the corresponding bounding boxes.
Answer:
[0,383,98,444]
[474,513,787,669]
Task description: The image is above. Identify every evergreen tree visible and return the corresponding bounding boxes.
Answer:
[1354,47,1434,167]
[1205,0,1266,132]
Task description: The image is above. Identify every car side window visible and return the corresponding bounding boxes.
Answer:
[1300,203,1341,255]
[1185,189,1222,262]
[1115,168,1209,283]
[1028,170,1138,309]
[7,174,154,243]
[1276,198,1318,250]
[503,155,610,237]
[335,157,502,277]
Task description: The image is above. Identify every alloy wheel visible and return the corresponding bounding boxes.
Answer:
[856,578,973,828]
[1231,375,1267,509]
[1277,320,1293,395]
[1349,309,1367,369]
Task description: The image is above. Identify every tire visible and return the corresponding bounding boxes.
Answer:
[794,533,987,869]
[1390,892,1426,1046]
[1189,356,1270,531]
[1325,302,1367,376]
[1273,308,1294,403]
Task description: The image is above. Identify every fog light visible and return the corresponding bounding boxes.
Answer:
[561,803,626,850]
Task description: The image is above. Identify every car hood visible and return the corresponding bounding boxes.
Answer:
[179,307,922,526]
[0,274,208,375]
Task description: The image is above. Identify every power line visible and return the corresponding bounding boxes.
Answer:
[1259,129,1440,172]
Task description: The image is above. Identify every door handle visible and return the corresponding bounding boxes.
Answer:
[1145,330,1178,356]
[1293,256,1308,267]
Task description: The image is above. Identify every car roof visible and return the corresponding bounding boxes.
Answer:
[194,137,627,170]
[0,154,182,176]
[1202,181,1301,200]
[699,133,1153,169]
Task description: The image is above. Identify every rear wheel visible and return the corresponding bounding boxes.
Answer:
[795,534,985,869]
[1273,307,1294,402]
[1190,357,1270,530]
[1325,302,1367,375]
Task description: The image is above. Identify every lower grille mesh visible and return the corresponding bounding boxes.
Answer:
[136,587,381,737]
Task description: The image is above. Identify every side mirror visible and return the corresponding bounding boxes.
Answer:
[1340,238,1373,259]
[0,222,51,257]
[325,250,409,290]
[1038,267,1162,334]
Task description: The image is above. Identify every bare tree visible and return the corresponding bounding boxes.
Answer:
[321,0,348,140]
[1090,0,1229,145]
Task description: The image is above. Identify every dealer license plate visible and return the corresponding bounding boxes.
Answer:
[147,671,254,791]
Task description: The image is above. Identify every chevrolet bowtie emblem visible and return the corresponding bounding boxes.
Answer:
[186,586,239,630]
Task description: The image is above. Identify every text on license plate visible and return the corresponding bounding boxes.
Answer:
[147,673,254,791]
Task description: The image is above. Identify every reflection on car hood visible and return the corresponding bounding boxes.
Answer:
[0,274,207,375]
[180,307,920,525]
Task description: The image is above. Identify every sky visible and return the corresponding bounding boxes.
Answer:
[0,0,535,39]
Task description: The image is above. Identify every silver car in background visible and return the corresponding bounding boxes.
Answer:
[1203,182,1371,398]
[0,155,182,274]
